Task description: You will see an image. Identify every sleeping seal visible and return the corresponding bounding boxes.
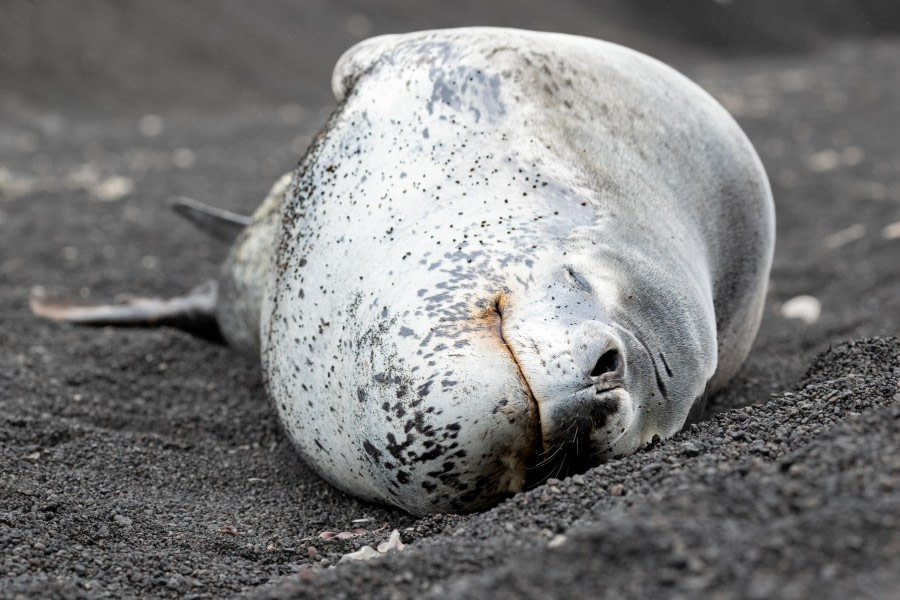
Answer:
[33,28,775,514]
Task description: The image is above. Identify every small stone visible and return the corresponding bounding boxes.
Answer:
[820,563,839,580]
[166,576,184,591]
[377,530,405,553]
[730,429,748,441]
[780,295,822,324]
[339,545,381,563]
[113,514,132,527]
[610,484,625,496]
[307,546,318,558]
[681,442,701,456]
[172,148,196,169]
[138,114,164,137]
[824,224,866,249]
[883,221,900,240]
[687,557,706,573]
[571,474,586,485]
[548,534,567,548]
[92,176,134,201]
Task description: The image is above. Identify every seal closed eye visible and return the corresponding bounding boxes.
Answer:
[32,27,774,515]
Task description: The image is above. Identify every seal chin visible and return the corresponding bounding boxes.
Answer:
[523,386,637,485]
[496,312,642,480]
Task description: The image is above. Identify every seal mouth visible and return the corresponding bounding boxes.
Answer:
[485,294,545,485]
[482,294,615,488]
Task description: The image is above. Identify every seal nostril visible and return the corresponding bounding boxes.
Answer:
[591,349,619,377]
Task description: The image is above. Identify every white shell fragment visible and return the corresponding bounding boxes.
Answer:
[338,530,406,563]
[376,530,406,554]
[780,295,822,325]
[882,221,900,240]
[548,534,568,548]
[338,545,382,563]
[824,224,866,249]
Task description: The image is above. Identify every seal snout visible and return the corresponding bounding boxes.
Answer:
[498,316,636,484]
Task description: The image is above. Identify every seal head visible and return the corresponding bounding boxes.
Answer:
[260,28,774,514]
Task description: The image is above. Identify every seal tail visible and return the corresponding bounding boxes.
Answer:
[167,197,251,243]
[30,280,224,343]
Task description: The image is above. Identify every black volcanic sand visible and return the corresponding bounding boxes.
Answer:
[1,2,899,599]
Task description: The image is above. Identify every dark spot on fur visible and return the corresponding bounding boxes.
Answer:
[363,440,382,463]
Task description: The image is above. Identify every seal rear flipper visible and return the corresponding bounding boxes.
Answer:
[30,280,223,343]
[167,197,251,243]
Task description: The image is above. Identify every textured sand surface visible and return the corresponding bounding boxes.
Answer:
[1,2,898,598]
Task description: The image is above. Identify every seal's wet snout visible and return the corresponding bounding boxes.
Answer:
[522,327,633,483]
[502,311,637,477]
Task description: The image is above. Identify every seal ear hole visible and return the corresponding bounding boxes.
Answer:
[591,349,620,377]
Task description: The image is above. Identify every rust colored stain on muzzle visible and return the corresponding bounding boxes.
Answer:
[474,292,546,482]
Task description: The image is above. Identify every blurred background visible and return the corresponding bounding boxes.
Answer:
[2,0,899,111]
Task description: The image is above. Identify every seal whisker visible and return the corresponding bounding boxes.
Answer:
[528,439,566,469]
[550,449,569,483]
[574,426,579,456]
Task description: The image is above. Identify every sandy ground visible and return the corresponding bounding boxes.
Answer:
[1,2,899,599]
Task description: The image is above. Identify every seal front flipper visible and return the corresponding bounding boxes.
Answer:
[30,280,223,342]
[167,197,251,243]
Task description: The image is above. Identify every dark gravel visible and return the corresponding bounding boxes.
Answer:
[1,2,899,599]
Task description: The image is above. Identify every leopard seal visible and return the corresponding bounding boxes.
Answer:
[33,28,775,515]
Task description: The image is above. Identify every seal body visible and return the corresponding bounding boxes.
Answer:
[220,28,774,514]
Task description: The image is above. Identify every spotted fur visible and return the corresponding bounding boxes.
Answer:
[219,28,774,514]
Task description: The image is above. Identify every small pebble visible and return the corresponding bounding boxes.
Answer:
[548,534,567,548]
[681,442,701,456]
[138,114,164,137]
[824,224,865,249]
[339,545,381,563]
[377,530,405,553]
[113,514,132,527]
[780,295,822,324]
